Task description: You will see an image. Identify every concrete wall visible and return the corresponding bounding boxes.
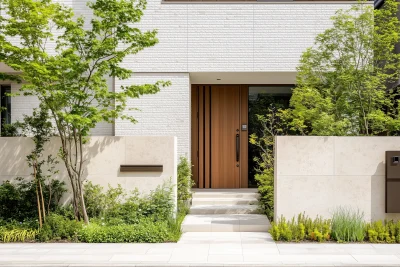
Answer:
[0,136,177,206]
[275,136,400,222]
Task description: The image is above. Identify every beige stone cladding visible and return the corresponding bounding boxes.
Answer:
[275,136,400,222]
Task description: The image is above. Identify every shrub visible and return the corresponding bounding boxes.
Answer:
[365,220,400,243]
[0,178,66,222]
[78,219,171,243]
[0,121,23,137]
[177,157,195,201]
[37,214,82,242]
[84,181,125,219]
[255,171,274,220]
[0,228,38,243]
[331,207,365,242]
[84,181,175,224]
[270,213,331,242]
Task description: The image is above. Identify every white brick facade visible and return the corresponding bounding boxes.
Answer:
[115,73,190,157]
[2,0,358,156]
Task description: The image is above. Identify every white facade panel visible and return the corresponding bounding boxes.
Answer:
[115,73,190,157]
[123,1,354,72]
[4,0,359,153]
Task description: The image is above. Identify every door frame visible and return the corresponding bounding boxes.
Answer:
[191,84,249,189]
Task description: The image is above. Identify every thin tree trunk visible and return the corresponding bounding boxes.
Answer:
[38,178,46,222]
[34,165,43,228]
[47,183,52,215]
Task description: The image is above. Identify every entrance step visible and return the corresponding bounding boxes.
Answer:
[192,189,259,199]
[192,198,259,206]
[182,189,271,233]
[181,214,271,232]
[190,204,260,215]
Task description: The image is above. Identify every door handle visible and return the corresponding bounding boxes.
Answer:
[236,133,240,162]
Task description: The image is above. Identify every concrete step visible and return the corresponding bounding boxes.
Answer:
[192,197,259,206]
[192,189,259,199]
[181,214,271,232]
[190,204,260,215]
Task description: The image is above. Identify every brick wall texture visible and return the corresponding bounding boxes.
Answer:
[5,0,358,155]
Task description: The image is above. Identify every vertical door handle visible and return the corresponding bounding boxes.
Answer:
[236,134,240,162]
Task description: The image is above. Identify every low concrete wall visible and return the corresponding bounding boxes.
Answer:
[0,136,177,207]
[275,136,400,222]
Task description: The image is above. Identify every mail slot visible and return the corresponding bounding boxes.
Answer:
[386,151,400,213]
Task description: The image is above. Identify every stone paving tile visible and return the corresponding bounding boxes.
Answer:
[352,254,400,263]
[169,252,208,262]
[38,255,113,262]
[110,254,170,262]
[242,248,280,255]
[0,255,41,261]
[207,254,244,263]
[146,248,175,255]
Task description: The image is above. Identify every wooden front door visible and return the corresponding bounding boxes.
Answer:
[191,85,248,188]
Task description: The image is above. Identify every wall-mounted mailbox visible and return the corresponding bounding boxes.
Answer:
[386,151,400,213]
[120,165,163,172]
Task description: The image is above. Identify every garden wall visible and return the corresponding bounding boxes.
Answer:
[0,136,177,208]
[275,136,400,223]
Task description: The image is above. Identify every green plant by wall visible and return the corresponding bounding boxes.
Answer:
[37,214,81,242]
[331,207,365,242]
[0,178,66,222]
[78,219,171,243]
[0,120,23,137]
[177,157,195,201]
[270,213,331,242]
[365,220,400,243]
[84,181,175,224]
[270,211,400,243]
[0,228,38,243]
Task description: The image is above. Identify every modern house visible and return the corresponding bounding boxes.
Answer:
[0,0,362,191]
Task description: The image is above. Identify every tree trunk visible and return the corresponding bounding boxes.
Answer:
[38,177,46,222]
[34,165,43,228]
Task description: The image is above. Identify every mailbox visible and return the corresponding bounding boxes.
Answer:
[386,151,400,213]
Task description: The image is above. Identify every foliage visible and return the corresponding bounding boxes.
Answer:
[22,108,59,227]
[365,220,400,243]
[0,178,66,222]
[0,0,170,223]
[177,157,195,201]
[287,0,400,136]
[0,228,38,243]
[331,207,365,242]
[84,182,125,219]
[270,213,331,242]
[84,181,174,224]
[37,213,81,242]
[0,121,23,137]
[78,219,171,243]
[249,104,291,221]
[271,212,400,243]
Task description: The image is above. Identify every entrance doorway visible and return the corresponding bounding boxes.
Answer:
[191,85,248,188]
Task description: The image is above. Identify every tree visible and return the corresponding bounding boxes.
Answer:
[249,102,291,220]
[23,107,59,228]
[287,0,400,136]
[0,0,169,223]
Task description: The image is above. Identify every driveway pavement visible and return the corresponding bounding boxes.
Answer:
[1,232,400,266]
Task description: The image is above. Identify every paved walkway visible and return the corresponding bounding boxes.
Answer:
[2,232,400,266]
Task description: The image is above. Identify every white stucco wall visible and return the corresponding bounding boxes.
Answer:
[275,136,400,222]
[0,136,177,206]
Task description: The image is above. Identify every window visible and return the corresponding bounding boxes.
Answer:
[1,85,11,125]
